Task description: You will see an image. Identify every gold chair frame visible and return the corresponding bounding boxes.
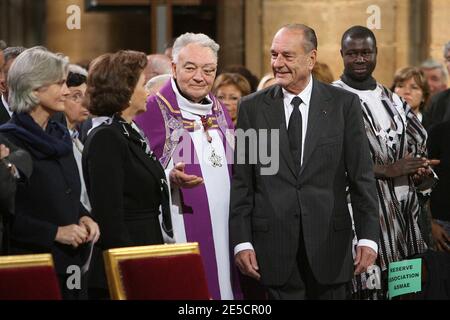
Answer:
[0,253,55,269]
[103,242,201,300]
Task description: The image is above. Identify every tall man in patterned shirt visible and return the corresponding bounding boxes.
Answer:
[334,25,438,299]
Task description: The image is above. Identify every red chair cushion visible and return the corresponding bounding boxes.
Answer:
[119,253,210,300]
[0,266,61,300]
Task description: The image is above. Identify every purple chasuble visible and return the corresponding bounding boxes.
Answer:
[135,80,242,300]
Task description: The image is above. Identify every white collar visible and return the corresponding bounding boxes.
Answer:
[88,116,112,136]
[170,78,213,116]
[282,75,313,106]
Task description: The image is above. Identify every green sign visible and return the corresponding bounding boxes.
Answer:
[388,258,422,299]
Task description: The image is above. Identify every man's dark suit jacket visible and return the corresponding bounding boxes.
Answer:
[423,88,450,132]
[427,120,450,223]
[229,79,379,287]
[0,134,32,254]
[0,135,18,254]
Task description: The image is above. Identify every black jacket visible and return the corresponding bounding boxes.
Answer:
[0,134,32,254]
[423,88,450,132]
[0,113,89,274]
[428,120,450,222]
[82,115,168,289]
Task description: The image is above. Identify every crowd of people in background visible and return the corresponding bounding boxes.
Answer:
[0,24,449,300]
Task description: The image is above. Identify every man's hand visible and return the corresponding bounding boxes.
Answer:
[0,144,10,160]
[235,249,261,280]
[385,154,428,178]
[169,162,203,188]
[79,216,101,243]
[55,224,89,248]
[354,245,377,275]
[431,221,450,252]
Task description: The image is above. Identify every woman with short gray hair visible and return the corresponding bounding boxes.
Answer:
[0,47,99,300]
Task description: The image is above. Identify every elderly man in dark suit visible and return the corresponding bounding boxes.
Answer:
[229,24,379,300]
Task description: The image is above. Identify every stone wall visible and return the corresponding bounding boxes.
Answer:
[246,0,450,86]
[429,0,450,67]
[43,0,450,85]
[46,0,151,65]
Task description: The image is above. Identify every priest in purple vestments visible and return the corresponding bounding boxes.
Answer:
[135,32,241,300]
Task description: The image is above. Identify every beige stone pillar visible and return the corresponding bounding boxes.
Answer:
[217,0,245,70]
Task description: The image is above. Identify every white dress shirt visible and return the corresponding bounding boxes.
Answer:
[234,76,378,256]
[1,94,12,117]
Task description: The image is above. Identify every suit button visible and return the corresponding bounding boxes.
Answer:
[65,188,72,194]
[296,184,302,190]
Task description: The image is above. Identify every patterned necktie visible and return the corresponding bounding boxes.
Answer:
[288,96,303,173]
